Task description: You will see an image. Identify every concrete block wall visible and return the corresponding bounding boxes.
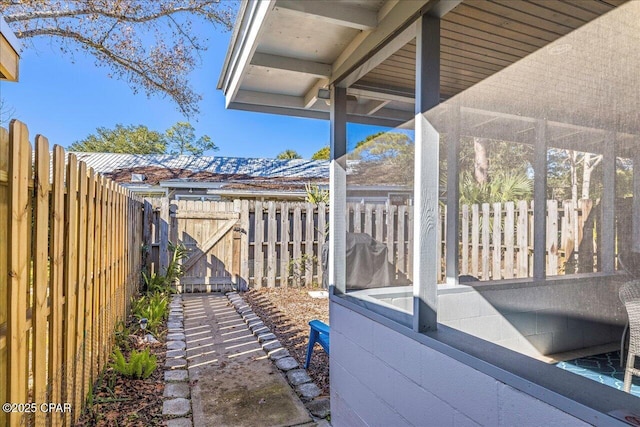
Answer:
[330,303,592,427]
[437,275,627,357]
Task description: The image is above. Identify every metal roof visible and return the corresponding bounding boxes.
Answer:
[71,152,329,179]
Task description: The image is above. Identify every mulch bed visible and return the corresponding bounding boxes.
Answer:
[243,288,330,394]
[76,321,167,427]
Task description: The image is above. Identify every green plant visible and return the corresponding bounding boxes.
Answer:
[131,292,169,334]
[111,347,157,379]
[114,321,132,352]
[288,253,317,286]
[142,271,172,294]
[305,182,329,205]
[141,242,188,294]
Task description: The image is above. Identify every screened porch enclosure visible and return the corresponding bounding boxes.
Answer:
[336,0,639,360]
[219,0,640,423]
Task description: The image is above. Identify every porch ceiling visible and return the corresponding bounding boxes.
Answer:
[219,0,631,142]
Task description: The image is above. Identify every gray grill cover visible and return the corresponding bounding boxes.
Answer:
[322,233,393,290]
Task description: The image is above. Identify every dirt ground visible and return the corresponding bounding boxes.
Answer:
[243,288,330,395]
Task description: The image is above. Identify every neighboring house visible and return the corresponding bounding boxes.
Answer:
[219,1,640,426]
[73,152,412,203]
[0,16,20,82]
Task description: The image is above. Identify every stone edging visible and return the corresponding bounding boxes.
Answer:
[163,294,193,427]
[226,291,331,421]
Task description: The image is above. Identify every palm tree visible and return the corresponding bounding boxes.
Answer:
[277,149,302,159]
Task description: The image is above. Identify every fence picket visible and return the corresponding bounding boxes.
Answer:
[293,206,302,286]
[280,202,290,286]
[492,203,502,280]
[482,203,490,280]
[267,202,277,287]
[305,203,315,286]
[461,205,469,275]
[517,200,529,277]
[254,201,264,287]
[504,202,515,279]
[32,136,50,426]
[547,200,559,275]
[471,204,479,277]
[0,128,7,419]
[317,202,327,286]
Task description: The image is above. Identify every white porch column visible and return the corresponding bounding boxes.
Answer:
[533,120,547,280]
[413,14,440,332]
[330,86,347,293]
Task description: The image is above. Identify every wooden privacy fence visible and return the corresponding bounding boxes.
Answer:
[150,198,602,289]
[0,121,144,426]
[147,197,600,290]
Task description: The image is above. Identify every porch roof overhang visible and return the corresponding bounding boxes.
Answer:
[0,16,20,82]
[218,0,632,150]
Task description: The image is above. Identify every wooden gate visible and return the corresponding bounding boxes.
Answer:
[171,200,241,292]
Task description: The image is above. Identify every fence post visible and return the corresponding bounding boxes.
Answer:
[6,121,31,426]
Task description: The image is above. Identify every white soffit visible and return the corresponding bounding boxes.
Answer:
[218,0,629,127]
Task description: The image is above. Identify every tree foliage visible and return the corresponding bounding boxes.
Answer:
[350,131,414,185]
[70,121,216,155]
[69,124,166,154]
[165,121,216,156]
[311,146,330,160]
[0,1,234,116]
[276,149,302,160]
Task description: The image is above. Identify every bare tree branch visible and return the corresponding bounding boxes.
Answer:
[0,0,235,116]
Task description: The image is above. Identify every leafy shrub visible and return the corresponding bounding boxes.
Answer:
[112,347,157,379]
[114,321,132,352]
[141,242,188,294]
[131,292,169,334]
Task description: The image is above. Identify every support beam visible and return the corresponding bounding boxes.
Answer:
[330,86,347,294]
[276,0,377,30]
[350,100,390,116]
[339,22,416,88]
[348,87,414,105]
[533,120,548,280]
[413,15,440,333]
[601,132,616,273]
[304,78,330,109]
[446,104,461,285]
[251,53,332,78]
[332,1,429,85]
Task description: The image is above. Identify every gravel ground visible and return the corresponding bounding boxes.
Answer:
[243,288,330,394]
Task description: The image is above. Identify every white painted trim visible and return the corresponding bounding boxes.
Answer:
[224,0,276,107]
[275,0,377,30]
[0,16,21,54]
[251,52,332,78]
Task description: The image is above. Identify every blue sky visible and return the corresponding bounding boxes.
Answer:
[0,9,393,160]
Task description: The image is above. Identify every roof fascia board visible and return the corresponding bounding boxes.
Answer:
[217,0,250,89]
[0,17,21,54]
[332,0,431,86]
[251,52,332,78]
[221,0,276,107]
[275,0,377,31]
